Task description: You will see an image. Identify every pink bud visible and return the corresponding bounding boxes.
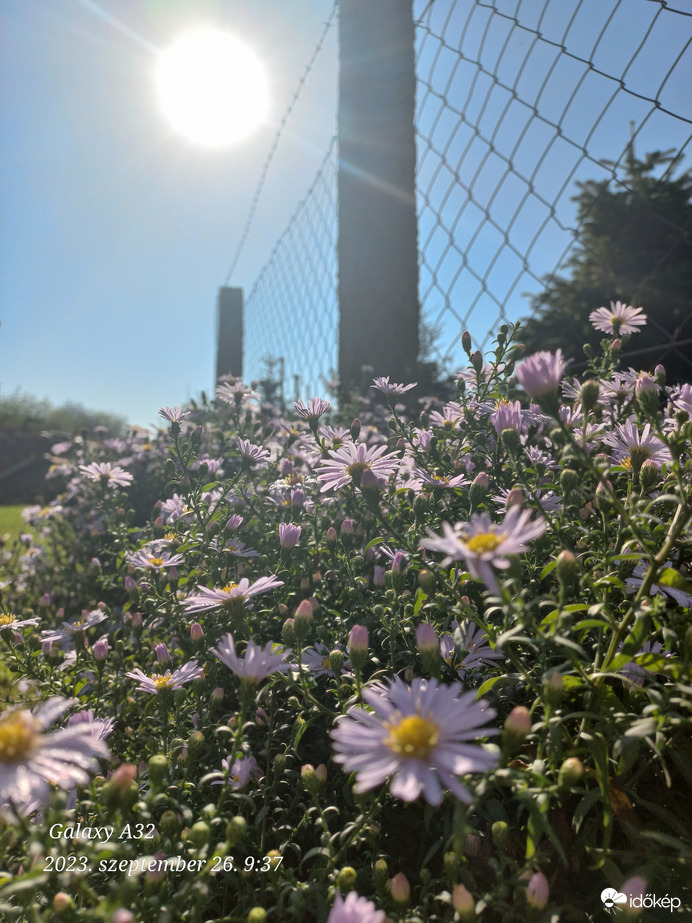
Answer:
[526,871,549,910]
[416,622,437,651]
[348,625,368,652]
[390,872,410,905]
[154,643,171,664]
[93,638,109,661]
[294,599,313,623]
[340,518,354,535]
[504,706,531,738]
[325,527,337,544]
[190,622,204,640]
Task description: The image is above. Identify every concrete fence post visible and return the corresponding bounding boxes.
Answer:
[215,286,244,384]
[337,0,420,394]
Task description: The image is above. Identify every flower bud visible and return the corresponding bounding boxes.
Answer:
[159,810,180,838]
[188,821,210,848]
[559,468,579,493]
[501,428,521,453]
[417,568,436,595]
[461,329,473,355]
[526,872,549,910]
[579,379,600,411]
[93,637,109,661]
[543,671,564,707]
[247,909,266,923]
[504,706,531,750]
[348,625,369,672]
[390,872,410,906]
[556,549,578,587]
[491,820,509,851]
[103,763,138,809]
[470,350,483,372]
[336,867,357,892]
[350,418,361,441]
[325,527,338,545]
[639,459,659,493]
[147,754,169,782]
[452,883,475,921]
[226,815,247,845]
[329,649,344,675]
[281,618,295,646]
[505,487,523,508]
[373,858,389,889]
[154,642,171,664]
[558,756,584,788]
[53,892,74,914]
[635,372,660,415]
[111,911,134,923]
[469,471,489,506]
[190,621,204,641]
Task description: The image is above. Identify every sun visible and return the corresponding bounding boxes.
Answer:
[155,28,269,147]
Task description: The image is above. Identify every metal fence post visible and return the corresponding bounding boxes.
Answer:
[337,0,420,394]
[215,286,244,383]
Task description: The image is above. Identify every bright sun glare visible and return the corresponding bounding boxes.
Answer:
[156,28,269,147]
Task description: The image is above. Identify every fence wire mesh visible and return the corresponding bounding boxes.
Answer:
[414,0,692,369]
[240,0,692,396]
[243,135,338,400]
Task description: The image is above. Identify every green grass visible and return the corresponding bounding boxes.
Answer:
[0,505,27,544]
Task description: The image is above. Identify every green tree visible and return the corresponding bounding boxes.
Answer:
[519,149,692,382]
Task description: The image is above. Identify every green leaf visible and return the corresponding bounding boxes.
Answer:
[658,567,692,595]
[364,537,386,551]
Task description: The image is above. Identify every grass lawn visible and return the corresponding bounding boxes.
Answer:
[0,505,27,544]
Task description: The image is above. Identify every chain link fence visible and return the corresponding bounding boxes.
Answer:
[238,0,692,394]
[415,0,692,368]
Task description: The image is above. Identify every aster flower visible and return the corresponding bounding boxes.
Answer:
[317,442,401,492]
[158,405,190,423]
[0,613,39,633]
[126,660,203,694]
[278,523,302,549]
[222,752,262,789]
[491,399,524,434]
[216,379,260,406]
[181,575,284,615]
[0,697,109,813]
[589,300,647,335]
[421,507,547,594]
[409,467,469,491]
[625,561,692,607]
[515,349,568,398]
[371,377,417,396]
[331,677,497,806]
[236,438,271,466]
[79,462,133,488]
[124,550,185,571]
[293,397,331,422]
[303,643,351,678]
[440,621,504,678]
[65,710,115,740]
[41,609,108,650]
[327,891,386,923]
[210,633,291,684]
[601,420,672,470]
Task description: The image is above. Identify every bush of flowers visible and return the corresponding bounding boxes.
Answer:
[0,306,691,922]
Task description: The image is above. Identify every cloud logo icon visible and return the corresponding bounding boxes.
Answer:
[601,888,627,908]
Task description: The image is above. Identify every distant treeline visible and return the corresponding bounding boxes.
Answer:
[0,390,125,436]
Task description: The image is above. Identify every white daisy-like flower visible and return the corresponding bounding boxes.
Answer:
[181,575,284,615]
[79,462,133,488]
[210,633,291,685]
[589,301,647,335]
[371,377,417,396]
[158,405,191,423]
[331,677,497,806]
[0,613,39,633]
[124,549,185,571]
[316,442,401,493]
[327,891,386,923]
[126,660,203,694]
[422,507,547,594]
[601,420,672,469]
[293,398,332,422]
[0,697,109,813]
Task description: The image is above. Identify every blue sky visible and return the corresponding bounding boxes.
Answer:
[1,0,338,427]
[2,0,690,427]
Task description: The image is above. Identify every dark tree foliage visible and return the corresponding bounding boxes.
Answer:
[519,149,692,382]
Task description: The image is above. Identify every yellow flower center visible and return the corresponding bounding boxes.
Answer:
[346,461,369,476]
[152,674,174,690]
[322,657,331,671]
[148,557,164,567]
[0,711,41,763]
[621,456,633,470]
[385,714,440,759]
[142,443,153,451]
[465,531,505,554]
[221,584,240,595]
[285,472,304,486]
[0,613,16,627]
